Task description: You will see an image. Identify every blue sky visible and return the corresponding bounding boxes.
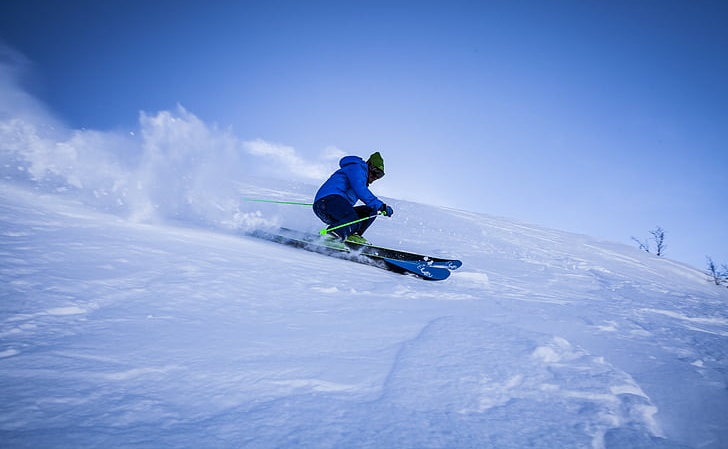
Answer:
[1,0,726,269]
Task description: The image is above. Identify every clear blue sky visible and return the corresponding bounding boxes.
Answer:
[1,0,726,269]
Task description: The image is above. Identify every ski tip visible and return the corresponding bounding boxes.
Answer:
[429,259,462,270]
[383,258,451,281]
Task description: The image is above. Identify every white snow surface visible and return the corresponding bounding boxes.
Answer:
[1,182,726,449]
[1,107,727,448]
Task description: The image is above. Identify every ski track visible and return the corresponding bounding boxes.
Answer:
[1,184,727,448]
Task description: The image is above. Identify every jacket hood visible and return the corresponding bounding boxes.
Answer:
[339,155,366,168]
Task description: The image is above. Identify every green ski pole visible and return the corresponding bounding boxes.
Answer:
[319,213,382,236]
[243,198,313,206]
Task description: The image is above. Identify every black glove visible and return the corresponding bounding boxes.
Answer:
[379,204,394,217]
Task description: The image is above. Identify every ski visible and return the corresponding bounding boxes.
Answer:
[248,228,457,280]
[342,239,462,270]
[380,258,451,281]
[288,228,461,270]
[279,228,462,268]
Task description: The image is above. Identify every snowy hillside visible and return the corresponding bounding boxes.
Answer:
[1,178,727,449]
[1,103,727,448]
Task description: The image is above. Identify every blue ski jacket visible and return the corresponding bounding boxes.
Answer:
[314,156,384,211]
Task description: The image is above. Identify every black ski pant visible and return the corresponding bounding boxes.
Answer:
[313,195,376,240]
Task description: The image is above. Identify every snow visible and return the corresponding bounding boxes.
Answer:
[1,182,726,449]
[1,107,727,448]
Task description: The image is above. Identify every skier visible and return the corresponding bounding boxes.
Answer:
[313,152,394,244]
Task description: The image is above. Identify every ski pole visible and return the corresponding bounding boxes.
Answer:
[243,198,313,206]
[319,213,381,236]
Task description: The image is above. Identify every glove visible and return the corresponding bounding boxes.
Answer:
[379,204,394,217]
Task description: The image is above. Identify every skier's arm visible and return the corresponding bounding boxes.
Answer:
[347,165,384,211]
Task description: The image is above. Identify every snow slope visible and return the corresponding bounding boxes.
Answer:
[1,100,727,448]
[1,179,726,449]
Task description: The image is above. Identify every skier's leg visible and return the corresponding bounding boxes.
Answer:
[313,195,359,239]
[354,205,377,236]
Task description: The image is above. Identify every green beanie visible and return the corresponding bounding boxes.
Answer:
[367,152,384,172]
